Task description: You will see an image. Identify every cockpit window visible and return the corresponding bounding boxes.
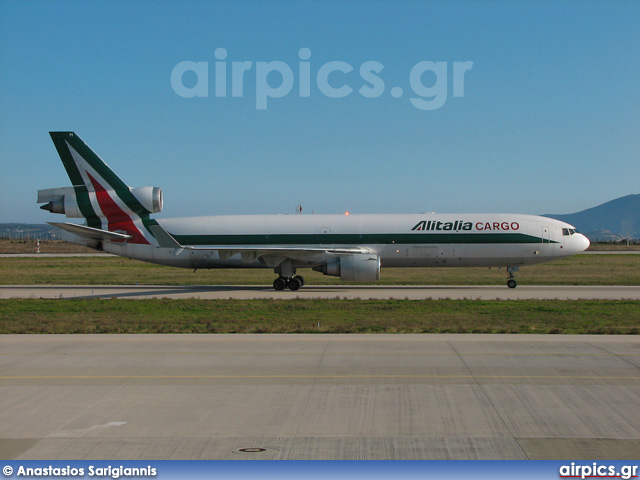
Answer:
[562,228,577,236]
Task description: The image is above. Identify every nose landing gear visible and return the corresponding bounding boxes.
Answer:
[507,266,519,288]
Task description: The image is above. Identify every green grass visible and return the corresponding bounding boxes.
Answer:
[1,254,639,286]
[2,255,638,336]
[1,298,638,334]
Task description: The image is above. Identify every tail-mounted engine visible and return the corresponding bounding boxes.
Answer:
[38,186,163,218]
[37,187,83,217]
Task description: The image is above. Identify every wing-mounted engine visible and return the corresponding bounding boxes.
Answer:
[313,253,381,282]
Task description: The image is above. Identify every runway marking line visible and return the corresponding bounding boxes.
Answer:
[2,374,639,380]
[1,352,639,356]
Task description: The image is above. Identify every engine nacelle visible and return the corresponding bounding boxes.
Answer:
[314,254,381,282]
[38,186,163,217]
[131,186,163,214]
[38,188,84,217]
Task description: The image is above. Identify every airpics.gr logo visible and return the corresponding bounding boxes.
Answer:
[171,47,473,110]
[411,220,521,231]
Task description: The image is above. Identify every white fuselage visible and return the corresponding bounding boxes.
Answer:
[100,213,590,270]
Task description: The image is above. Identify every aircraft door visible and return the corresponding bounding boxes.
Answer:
[541,226,551,250]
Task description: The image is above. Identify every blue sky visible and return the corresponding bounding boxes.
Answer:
[1,0,638,223]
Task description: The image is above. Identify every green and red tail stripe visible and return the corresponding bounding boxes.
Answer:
[86,173,150,244]
[48,132,156,245]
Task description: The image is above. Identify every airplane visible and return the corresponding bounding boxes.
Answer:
[38,132,590,290]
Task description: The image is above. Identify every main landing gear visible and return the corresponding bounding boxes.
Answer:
[507,266,519,289]
[273,275,306,291]
[273,260,306,291]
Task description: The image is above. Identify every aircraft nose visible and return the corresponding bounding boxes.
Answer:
[578,234,590,252]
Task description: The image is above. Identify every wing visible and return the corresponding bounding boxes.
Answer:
[148,225,370,260]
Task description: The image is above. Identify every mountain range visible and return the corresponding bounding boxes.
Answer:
[544,194,639,242]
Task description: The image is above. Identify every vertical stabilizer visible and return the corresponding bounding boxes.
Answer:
[39,132,162,245]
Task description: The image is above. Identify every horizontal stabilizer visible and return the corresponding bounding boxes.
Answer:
[48,222,132,242]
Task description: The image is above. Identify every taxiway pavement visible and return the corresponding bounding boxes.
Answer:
[2,284,640,300]
[1,334,639,460]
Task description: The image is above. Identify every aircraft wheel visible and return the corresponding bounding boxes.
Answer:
[289,277,302,291]
[273,277,287,291]
[507,279,517,289]
[293,275,305,287]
